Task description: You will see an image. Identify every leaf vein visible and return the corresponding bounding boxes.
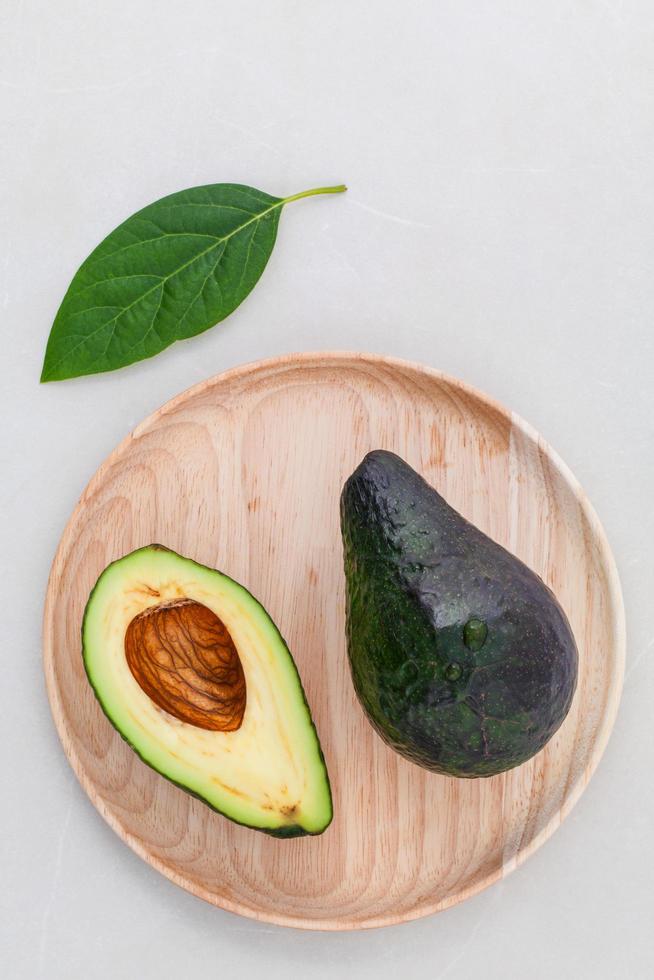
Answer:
[124,283,165,355]
[70,273,165,297]
[175,244,228,334]
[90,231,223,266]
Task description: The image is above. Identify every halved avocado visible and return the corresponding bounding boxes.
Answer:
[83,545,332,836]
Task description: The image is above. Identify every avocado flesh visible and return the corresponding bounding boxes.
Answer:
[341,451,578,778]
[83,546,332,836]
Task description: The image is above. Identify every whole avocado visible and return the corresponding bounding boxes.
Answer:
[340,450,578,777]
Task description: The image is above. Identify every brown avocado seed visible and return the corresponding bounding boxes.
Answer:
[125,599,246,731]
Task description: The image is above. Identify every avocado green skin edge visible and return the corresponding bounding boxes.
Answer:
[340,451,579,778]
[81,545,333,838]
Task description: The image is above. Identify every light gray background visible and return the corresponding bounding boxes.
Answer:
[2,1,653,977]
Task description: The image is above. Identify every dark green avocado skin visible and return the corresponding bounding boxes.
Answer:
[340,450,578,778]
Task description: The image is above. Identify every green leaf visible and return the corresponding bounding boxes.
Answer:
[41,182,346,381]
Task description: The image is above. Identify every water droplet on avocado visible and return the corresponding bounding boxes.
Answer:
[379,692,392,716]
[379,690,404,721]
[395,659,419,685]
[404,679,427,704]
[463,618,488,651]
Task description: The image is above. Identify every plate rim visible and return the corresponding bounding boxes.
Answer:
[42,350,626,930]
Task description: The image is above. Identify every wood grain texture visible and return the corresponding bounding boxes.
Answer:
[42,351,625,930]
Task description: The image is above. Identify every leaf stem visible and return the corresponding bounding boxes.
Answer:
[282,184,347,205]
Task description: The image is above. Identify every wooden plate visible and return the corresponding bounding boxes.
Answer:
[43,351,625,930]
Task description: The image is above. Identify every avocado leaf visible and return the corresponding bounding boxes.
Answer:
[41,182,346,381]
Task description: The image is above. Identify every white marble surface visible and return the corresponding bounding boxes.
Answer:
[2,1,653,976]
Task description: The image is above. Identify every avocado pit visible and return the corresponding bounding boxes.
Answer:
[124,598,246,732]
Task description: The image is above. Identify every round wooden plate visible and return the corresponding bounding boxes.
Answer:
[43,351,625,930]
